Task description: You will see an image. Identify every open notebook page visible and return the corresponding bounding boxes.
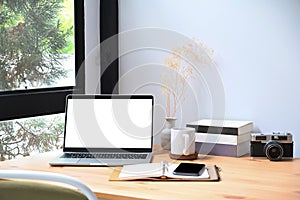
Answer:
[119,162,163,179]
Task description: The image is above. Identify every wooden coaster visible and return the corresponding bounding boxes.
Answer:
[169,152,198,160]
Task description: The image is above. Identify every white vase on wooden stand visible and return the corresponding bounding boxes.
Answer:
[160,117,177,150]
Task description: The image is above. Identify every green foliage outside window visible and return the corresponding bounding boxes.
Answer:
[0,115,64,161]
[0,0,74,90]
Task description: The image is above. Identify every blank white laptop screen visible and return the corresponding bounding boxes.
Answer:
[64,97,153,149]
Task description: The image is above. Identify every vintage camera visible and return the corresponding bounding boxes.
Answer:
[250,132,293,161]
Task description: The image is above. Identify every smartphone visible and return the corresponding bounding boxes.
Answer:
[173,163,206,176]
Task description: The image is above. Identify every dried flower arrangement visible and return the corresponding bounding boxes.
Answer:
[162,39,214,117]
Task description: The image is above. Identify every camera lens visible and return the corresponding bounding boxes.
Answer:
[264,141,284,161]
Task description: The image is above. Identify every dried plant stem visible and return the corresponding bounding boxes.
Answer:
[162,39,213,117]
[166,91,171,117]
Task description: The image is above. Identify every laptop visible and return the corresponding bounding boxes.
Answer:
[50,94,154,166]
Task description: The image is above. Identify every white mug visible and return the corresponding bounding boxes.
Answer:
[171,127,196,156]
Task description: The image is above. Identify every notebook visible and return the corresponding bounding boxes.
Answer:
[118,162,210,180]
[109,162,221,181]
[49,94,154,166]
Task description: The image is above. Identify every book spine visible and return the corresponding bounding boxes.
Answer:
[187,124,239,135]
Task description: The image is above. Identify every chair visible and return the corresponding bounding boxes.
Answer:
[0,170,98,200]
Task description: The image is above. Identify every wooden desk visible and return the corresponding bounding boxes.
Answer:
[0,150,299,200]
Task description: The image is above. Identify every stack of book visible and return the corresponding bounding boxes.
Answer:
[186,119,253,157]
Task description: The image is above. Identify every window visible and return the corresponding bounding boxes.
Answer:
[0,0,84,160]
[0,0,76,91]
[0,0,85,121]
[0,0,120,160]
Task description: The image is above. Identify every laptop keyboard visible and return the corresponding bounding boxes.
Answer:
[62,153,148,159]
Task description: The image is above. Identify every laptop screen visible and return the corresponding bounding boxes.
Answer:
[63,95,153,151]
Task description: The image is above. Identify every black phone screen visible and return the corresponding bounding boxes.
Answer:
[173,163,206,176]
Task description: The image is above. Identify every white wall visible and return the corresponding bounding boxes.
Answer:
[119,0,300,156]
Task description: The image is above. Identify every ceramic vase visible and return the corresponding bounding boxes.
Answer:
[160,117,177,150]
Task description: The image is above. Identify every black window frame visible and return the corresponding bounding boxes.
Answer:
[0,0,85,121]
[100,0,119,94]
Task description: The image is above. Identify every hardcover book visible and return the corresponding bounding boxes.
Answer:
[196,141,250,157]
[186,119,253,135]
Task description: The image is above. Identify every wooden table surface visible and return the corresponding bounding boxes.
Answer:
[0,149,299,200]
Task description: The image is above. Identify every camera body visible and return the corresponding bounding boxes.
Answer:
[250,132,293,161]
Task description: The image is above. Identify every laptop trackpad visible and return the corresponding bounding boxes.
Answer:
[50,158,80,165]
[63,158,80,163]
[79,158,107,165]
